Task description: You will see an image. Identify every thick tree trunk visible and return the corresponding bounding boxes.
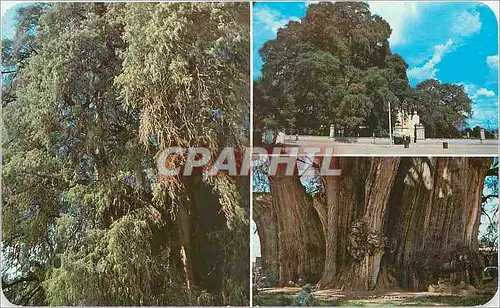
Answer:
[385,157,490,290]
[253,193,280,278]
[187,180,226,296]
[257,156,492,292]
[333,157,401,290]
[177,198,194,303]
[182,173,234,302]
[316,157,370,288]
[268,164,325,285]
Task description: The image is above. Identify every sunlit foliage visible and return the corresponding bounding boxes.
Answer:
[2,2,249,305]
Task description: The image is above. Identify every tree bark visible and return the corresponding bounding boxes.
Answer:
[253,193,279,278]
[385,157,490,290]
[317,157,370,289]
[333,157,401,290]
[268,164,325,285]
[257,156,492,292]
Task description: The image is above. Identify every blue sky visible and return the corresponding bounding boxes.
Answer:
[253,1,499,129]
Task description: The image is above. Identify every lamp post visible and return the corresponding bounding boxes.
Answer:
[388,100,393,147]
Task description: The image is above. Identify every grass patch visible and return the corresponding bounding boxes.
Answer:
[253,294,294,306]
[253,294,494,306]
[402,295,493,306]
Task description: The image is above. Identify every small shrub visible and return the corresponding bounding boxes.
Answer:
[393,136,405,145]
[293,283,316,306]
[266,271,279,287]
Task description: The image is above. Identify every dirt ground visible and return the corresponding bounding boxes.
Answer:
[255,284,498,306]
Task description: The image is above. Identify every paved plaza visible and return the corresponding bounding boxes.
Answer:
[278,135,499,156]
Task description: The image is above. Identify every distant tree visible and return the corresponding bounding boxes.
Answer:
[472,125,483,138]
[413,79,472,138]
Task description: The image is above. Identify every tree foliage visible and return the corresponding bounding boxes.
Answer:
[2,2,249,305]
[412,79,472,138]
[254,2,472,137]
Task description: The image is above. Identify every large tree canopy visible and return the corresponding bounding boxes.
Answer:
[2,2,249,305]
[254,2,472,137]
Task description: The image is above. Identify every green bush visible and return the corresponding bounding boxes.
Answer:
[293,284,317,306]
[266,271,279,287]
[393,136,405,145]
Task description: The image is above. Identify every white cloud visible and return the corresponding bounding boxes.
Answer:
[475,88,496,97]
[486,55,498,70]
[368,1,422,46]
[458,83,496,99]
[458,82,498,128]
[452,11,482,37]
[407,39,453,82]
[254,6,300,33]
[467,96,499,128]
[357,3,486,48]
[467,107,498,128]
[458,82,476,96]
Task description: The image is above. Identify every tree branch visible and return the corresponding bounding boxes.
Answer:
[482,194,499,203]
[1,275,38,289]
[1,69,17,74]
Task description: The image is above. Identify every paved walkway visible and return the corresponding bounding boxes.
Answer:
[277,136,498,156]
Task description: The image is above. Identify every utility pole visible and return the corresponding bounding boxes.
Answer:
[388,100,392,147]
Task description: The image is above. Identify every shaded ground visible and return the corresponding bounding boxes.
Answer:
[253,281,498,306]
[253,293,494,306]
